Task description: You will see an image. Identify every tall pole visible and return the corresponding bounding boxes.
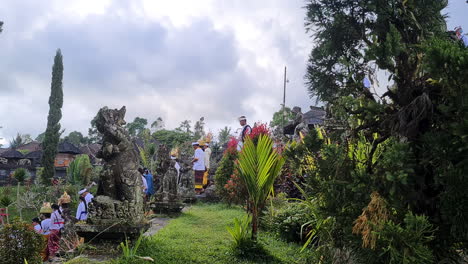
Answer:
[282,66,287,129]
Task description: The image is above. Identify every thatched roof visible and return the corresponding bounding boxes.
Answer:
[17,141,42,152]
[58,141,81,154]
[25,150,43,159]
[303,106,326,125]
[0,149,24,159]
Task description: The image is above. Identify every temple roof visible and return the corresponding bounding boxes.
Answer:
[303,106,326,125]
[25,150,43,159]
[58,141,82,154]
[0,149,24,159]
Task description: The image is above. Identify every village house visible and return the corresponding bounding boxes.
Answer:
[0,141,82,185]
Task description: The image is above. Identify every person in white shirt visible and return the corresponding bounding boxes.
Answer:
[191,141,205,193]
[32,217,42,234]
[203,142,212,188]
[237,116,252,150]
[47,204,64,261]
[76,189,94,221]
[76,196,88,221]
[138,168,148,195]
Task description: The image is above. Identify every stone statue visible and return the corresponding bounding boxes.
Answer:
[177,151,196,203]
[291,106,309,140]
[152,156,184,213]
[154,145,170,193]
[87,106,144,225]
[155,159,179,202]
[19,159,31,166]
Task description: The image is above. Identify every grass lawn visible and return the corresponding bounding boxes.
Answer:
[114,203,312,264]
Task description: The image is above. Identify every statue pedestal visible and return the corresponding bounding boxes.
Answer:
[75,222,150,243]
[150,201,184,214]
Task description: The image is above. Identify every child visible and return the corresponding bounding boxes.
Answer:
[32,217,42,234]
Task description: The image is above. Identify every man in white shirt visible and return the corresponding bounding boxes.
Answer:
[203,142,212,187]
[191,141,205,193]
[76,188,94,221]
[237,116,252,150]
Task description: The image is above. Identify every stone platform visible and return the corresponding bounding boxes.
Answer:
[75,222,150,243]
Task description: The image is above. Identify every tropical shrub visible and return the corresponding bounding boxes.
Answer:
[13,168,29,184]
[0,220,45,264]
[262,201,311,242]
[376,212,436,264]
[226,214,253,250]
[224,172,249,206]
[214,137,238,202]
[67,154,92,185]
[236,135,284,240]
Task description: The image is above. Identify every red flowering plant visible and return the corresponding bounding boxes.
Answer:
[215,137,239,202]
[225,137,238,154]
[224,167,249,206]
[248,123,270,146]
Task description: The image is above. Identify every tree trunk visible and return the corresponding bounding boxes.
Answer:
[251,207,258,241]
[17,182,22,220]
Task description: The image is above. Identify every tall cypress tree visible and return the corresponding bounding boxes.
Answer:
[41,49,63,184]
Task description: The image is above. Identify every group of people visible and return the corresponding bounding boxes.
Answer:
[31,188,94,262]
[192,140,212,193]
[138,168,155,200]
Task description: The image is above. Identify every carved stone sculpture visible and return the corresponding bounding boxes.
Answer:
[291,106,309,140]
[87,106,144,225]
[155,159,179,202]
[177,151,196,203]
[18,159,31,166]
[152,157,184,213]
[0,158,7,164]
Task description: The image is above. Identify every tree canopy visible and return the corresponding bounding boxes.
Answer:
[304,0,467,261]
[41,49,64,184]
[126,117,148,137]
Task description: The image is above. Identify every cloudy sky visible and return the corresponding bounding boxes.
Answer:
[0,0,466,145]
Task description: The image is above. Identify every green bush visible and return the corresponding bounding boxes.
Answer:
[13,168,29,183]
[263,202,311,242]
[0,220,45,264]
[214,148,237,202]
[67,154,92,185]
[227,215,252,249]
[376,212,436,264]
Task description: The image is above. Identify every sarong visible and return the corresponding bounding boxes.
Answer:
[47,229,61,258]
[41,234,50,261]
[194,170,205,190]
[203,169,209,186]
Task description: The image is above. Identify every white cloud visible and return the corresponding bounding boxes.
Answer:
[0,0,466,146]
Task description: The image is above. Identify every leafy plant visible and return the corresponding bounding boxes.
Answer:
[377,212,436,264]
[262,201,311,242]
[119,233,153,262]
[13,168,28,184]
[215,137,238,202]
[67,154,92,185]
[236,134,285,240]
[0,220,45,264]
[226,214,252,250]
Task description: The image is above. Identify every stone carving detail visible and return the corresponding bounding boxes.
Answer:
[155,159,179,202]
[0,158,7,164]
[177,151,196,203]
[87,106,144,225]
[152,147,184,213]
[291,106,309,140]
[19,159,31,166]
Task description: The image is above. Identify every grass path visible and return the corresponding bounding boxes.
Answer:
[121,203,311,264]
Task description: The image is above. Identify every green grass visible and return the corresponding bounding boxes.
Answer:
[114,203,312,264]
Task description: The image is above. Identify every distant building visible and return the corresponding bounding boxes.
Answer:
[283,106,327,135]
[0,141,82,185]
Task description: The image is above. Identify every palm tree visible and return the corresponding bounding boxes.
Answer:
[237,134,285,241]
